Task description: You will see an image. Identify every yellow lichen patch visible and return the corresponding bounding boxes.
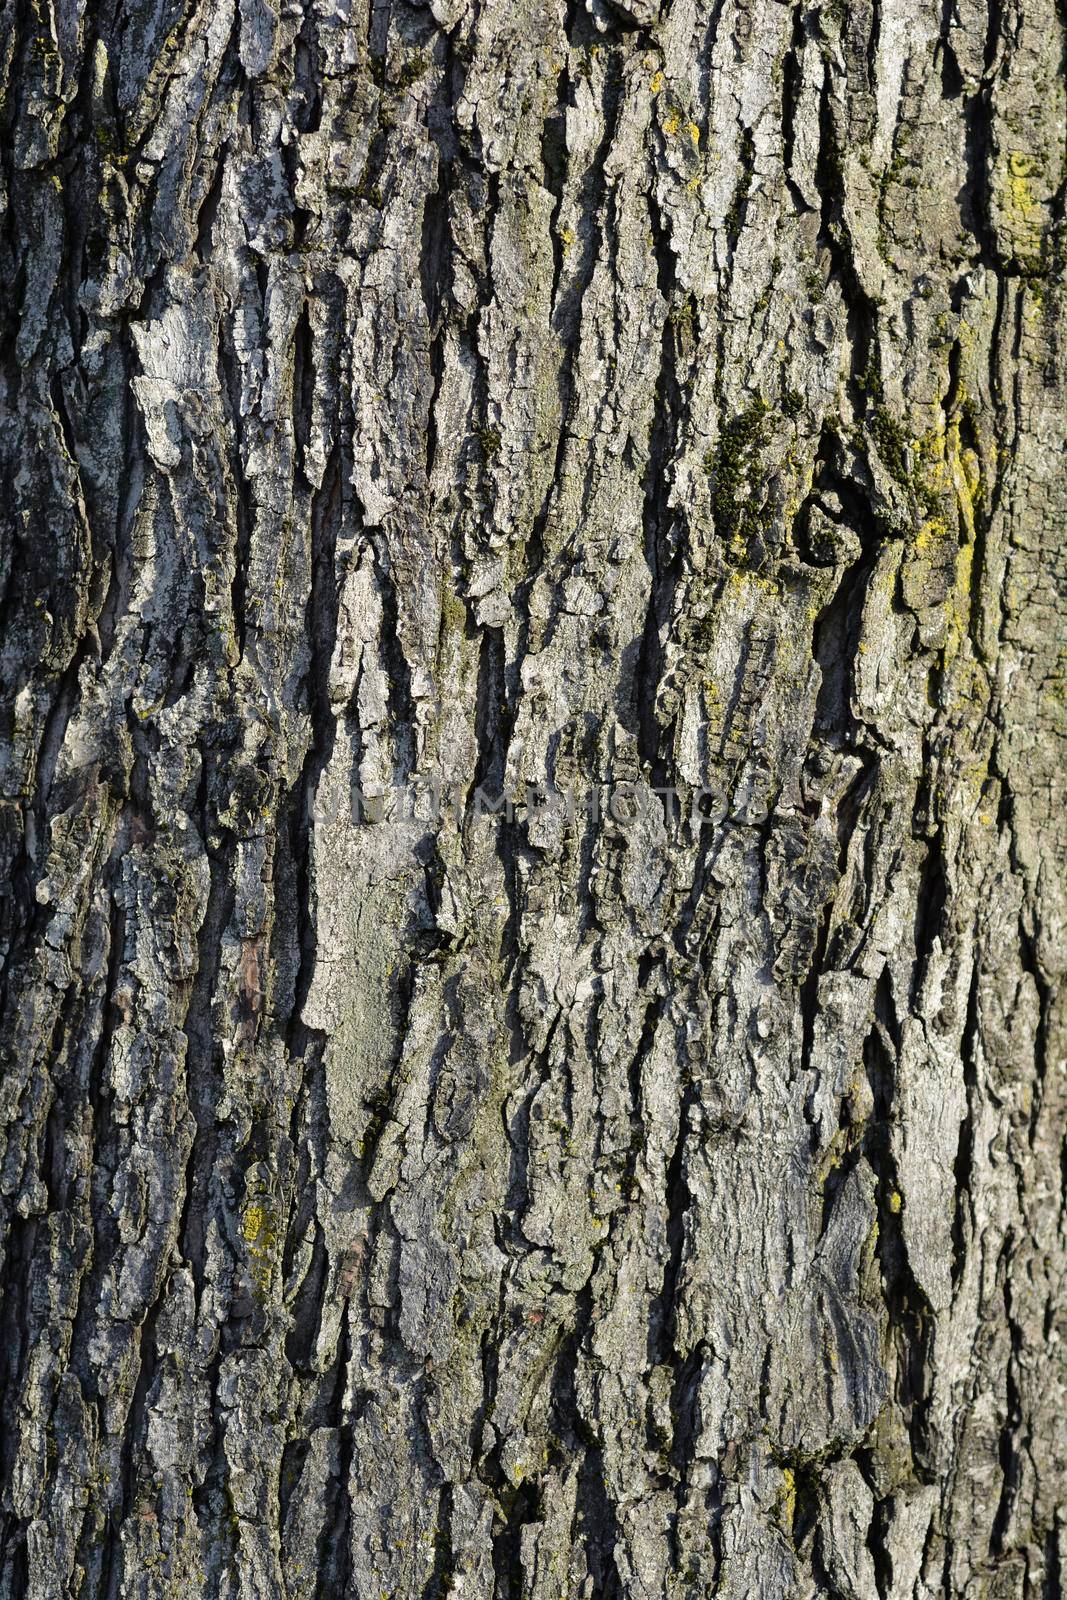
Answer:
[242,1201,277,1297]
[662,108,682,137]
[777,1467,796,1530]
[242,1204,266,1243]
[888,1190,902,1214]
[726,566,780,600]
[687,121,700,150]
[914,515,950,556]
[905,410,987,664]
[945,534,975,657]
[959,446,982,516]
[913,422,953,499]
[1004,151,1044,263]
[650,70,664,94]
[1007,151,1040,215]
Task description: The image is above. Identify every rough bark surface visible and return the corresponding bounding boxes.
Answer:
[1,0,1065,1595]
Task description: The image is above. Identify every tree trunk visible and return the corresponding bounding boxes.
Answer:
[1,0,1064,1595]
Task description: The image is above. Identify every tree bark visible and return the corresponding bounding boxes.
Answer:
[1,0,1065,1595]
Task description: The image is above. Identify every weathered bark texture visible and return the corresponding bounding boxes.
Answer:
[1,0,1065,1595]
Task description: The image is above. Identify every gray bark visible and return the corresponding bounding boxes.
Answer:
[0,0,1065,1596]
